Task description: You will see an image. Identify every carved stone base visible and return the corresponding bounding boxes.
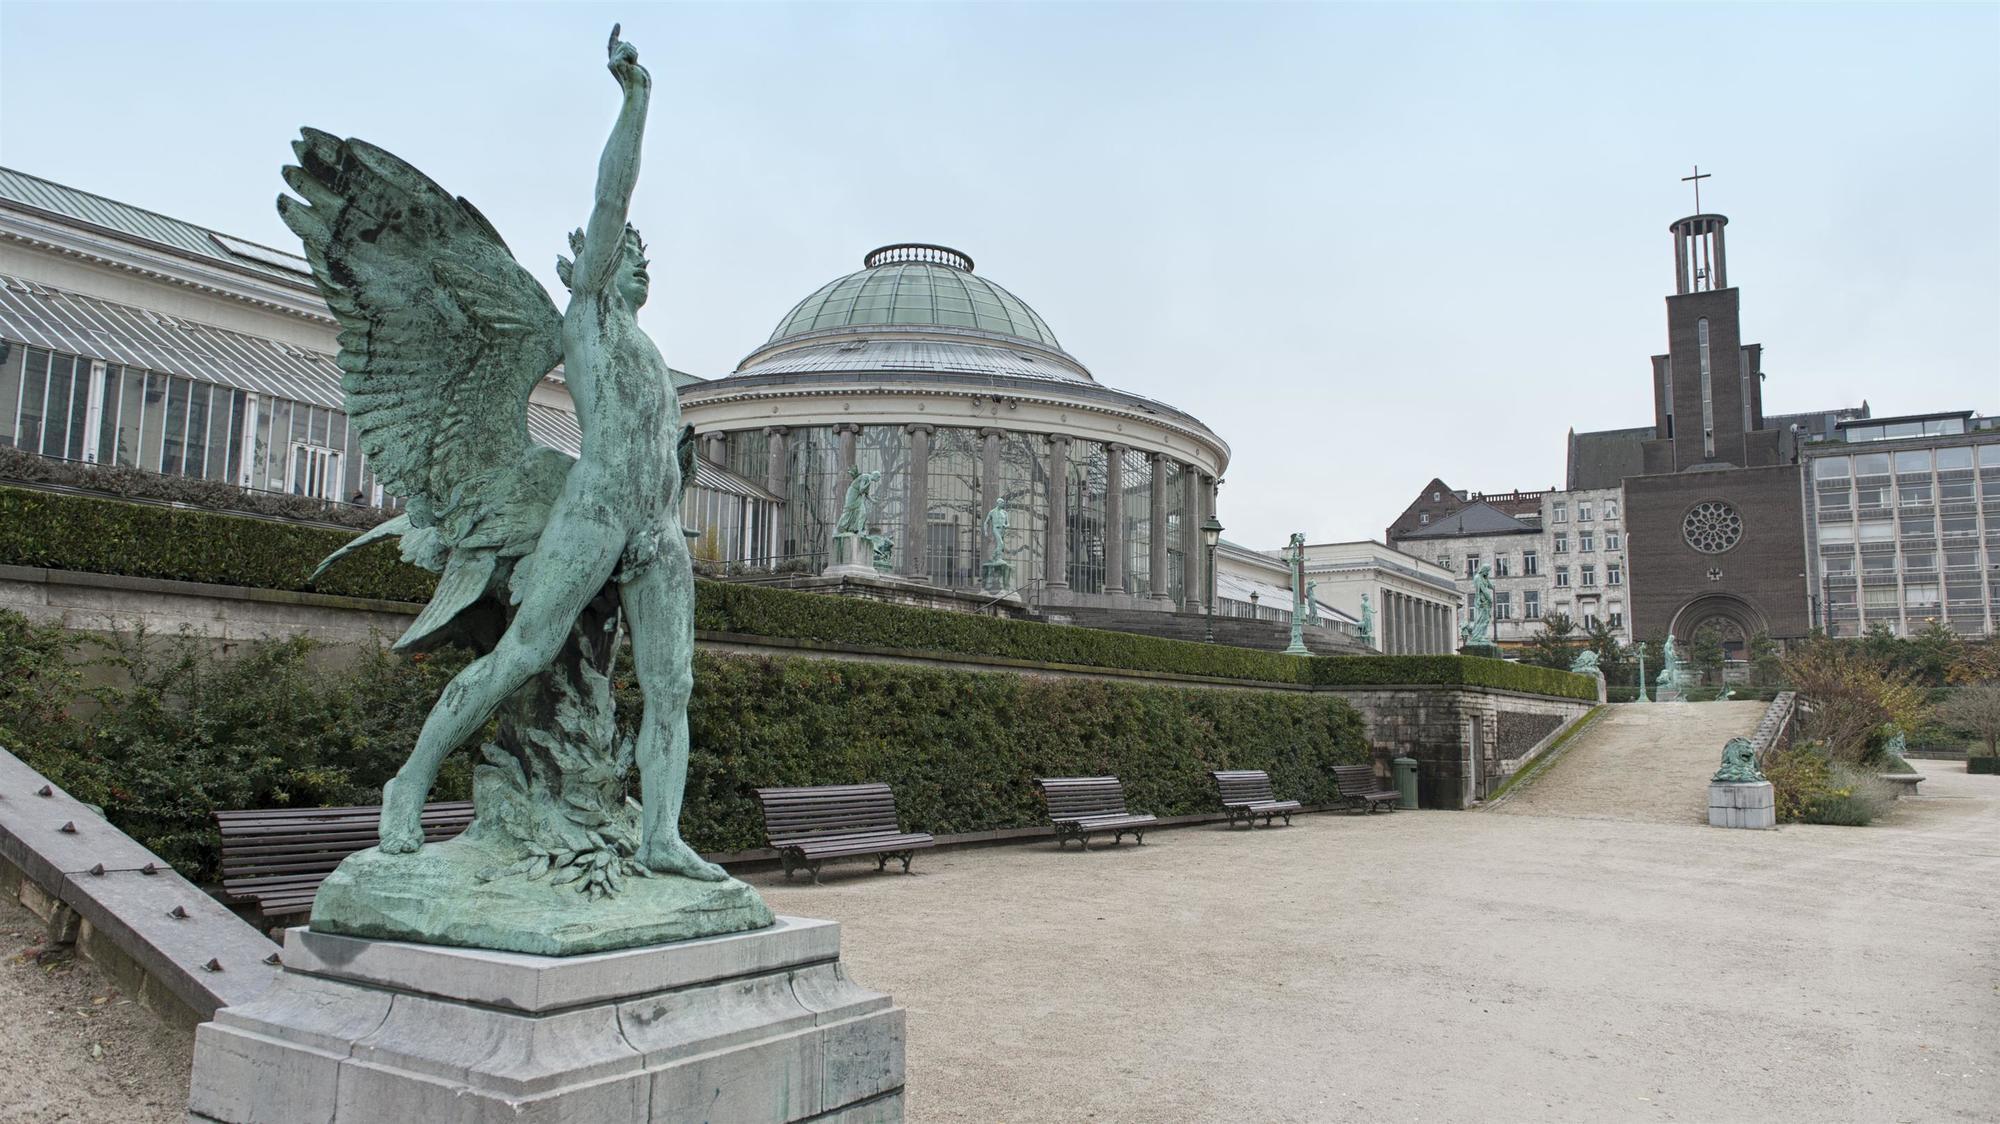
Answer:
[825,534,878,579]
[311,835,773,956]
[1708,781,1775,829]
[187,917,904,1123]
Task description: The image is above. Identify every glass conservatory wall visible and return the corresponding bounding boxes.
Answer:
[1066,439,1108,593]
[784,425,838,568]
[1121,447,1152,596]
[924,426,982,588]
[996,432,1049,592]
[1161,459,1185,604]
[854,425,911,571]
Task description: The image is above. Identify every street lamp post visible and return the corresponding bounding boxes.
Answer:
[1201,514,1224,643]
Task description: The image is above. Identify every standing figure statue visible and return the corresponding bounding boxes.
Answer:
[1281,532,1310,655]
[1357,592,1375,648]
[1657,634,1687,698]
[1458,564,1494,648]
[1305,579,1321,626]
[983,497,1010,564]
[290,28,770,950]
[835,468,880,536]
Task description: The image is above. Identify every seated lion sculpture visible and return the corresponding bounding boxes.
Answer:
[1568,650,1601,676]
[1712,736,1764,784]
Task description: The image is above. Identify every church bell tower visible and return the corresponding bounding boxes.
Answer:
[1646,212,1775,472]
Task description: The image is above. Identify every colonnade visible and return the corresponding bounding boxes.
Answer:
[748,423,1215,610]
[1378,589,1455,655]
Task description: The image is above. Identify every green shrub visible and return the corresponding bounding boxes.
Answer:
[2,612,1369,880]
[0,486,434,603]
[1304,654,1598,700]
[1797,764,1895,826]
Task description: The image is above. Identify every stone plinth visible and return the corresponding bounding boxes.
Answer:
[1708,781,1775,829]
[187,916,904,1123]
[825,534,879,579]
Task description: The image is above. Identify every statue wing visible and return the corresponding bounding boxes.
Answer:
[280,129,571,649]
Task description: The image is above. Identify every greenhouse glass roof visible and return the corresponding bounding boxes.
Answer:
[765,244,1060,350]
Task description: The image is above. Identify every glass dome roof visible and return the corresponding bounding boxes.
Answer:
[765,244,1060,349]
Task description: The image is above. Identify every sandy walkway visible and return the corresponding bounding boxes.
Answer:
[4,756,1994,1123]
[1491,700,1769,823]
[0,894,192,1124]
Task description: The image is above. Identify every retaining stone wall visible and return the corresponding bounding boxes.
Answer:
[1322,687,1593,809]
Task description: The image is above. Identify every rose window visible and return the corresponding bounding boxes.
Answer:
[1682,501,1743,554]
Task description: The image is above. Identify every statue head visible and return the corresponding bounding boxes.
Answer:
[556,224,650,307]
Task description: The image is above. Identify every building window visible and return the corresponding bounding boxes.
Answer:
[1524,590,1541,619]
[1606,531,1622,551]
[1523,550,1539,575]
[1608,606,1624,629]
[1581,565,1596,587]
[1607,563,1623,586]
[1578,502,1593,522]
[1493,554,1510,577]
[1431,490,1440,502]
[1555,567,1571,588]
[1579,531,1595,552]
[1494,591,1512,620]
[1419,512,1430,525]
[1436,553,1451,570]
[1604,499,1619,519]
[1465,554,1481,577]
[1554,533,1568,553]
[1553,502,1568,523]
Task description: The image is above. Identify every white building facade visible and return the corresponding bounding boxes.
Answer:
[1393,486,1633,650]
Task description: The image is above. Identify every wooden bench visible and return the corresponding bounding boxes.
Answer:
[1209,770,1302,827]
[1333,765,1400,814]
[1034,776,1158,849]
[213,801,473,923]
[752,783,935,883]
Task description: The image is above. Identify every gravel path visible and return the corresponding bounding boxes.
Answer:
[0,894,192,1124]
[1490,700,1769,823]
[5,750,1995,1122]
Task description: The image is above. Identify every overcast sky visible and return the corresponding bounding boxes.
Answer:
[3,2,1995,547]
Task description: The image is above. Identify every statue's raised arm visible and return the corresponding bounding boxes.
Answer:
[568,24,652,295]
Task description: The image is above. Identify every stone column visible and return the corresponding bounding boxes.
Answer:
[979,428,1003,511]
[762,426,788,565]
[1045,435,1070,592]
[902,424,933,580]
[1386,592,1399,654]
[1105,443,1127,593]
[1176,462,1192,608]
[834,422,860,478]
[1148,451,1171,603]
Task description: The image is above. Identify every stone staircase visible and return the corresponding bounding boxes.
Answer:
[1489,700,1770,824]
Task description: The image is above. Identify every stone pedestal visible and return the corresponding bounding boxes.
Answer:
[1708,781,1775,829]
[980,559,1014,594]
[187,917,903,1123]
[825,534,879,579]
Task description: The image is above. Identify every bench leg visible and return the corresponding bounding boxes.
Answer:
[900,851,914,874]
[781,853,797,880]
[1280,811,1293,826]
[809,861,823,885]
[876,854,889,873]
[1133,829,1146,846]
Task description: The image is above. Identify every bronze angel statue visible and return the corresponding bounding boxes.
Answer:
[281,29,770,949]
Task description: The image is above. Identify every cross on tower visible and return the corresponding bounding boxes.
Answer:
[1682,164,1712,213]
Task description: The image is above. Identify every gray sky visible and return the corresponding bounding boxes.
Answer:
[3,2,1995,547]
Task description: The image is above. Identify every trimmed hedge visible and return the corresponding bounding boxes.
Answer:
[1,484,1596,701]
[682,652,1369,852]
[7,614,1369,878]
[0,485,434,603]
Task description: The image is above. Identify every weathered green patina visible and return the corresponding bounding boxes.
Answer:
[1458,565,1493,648]
[981,498,1014,591]
[1656,635,1689,697]
[1281,532,1309,655]
[835,467,880,536]
[1712,736,1765,783]
[1357,592,1375,647]
[1568,649,1600,675]
[1635,643,1651,703]
[286,27,771,952]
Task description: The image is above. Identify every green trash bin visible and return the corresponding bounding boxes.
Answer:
[1393,757,1419,810]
